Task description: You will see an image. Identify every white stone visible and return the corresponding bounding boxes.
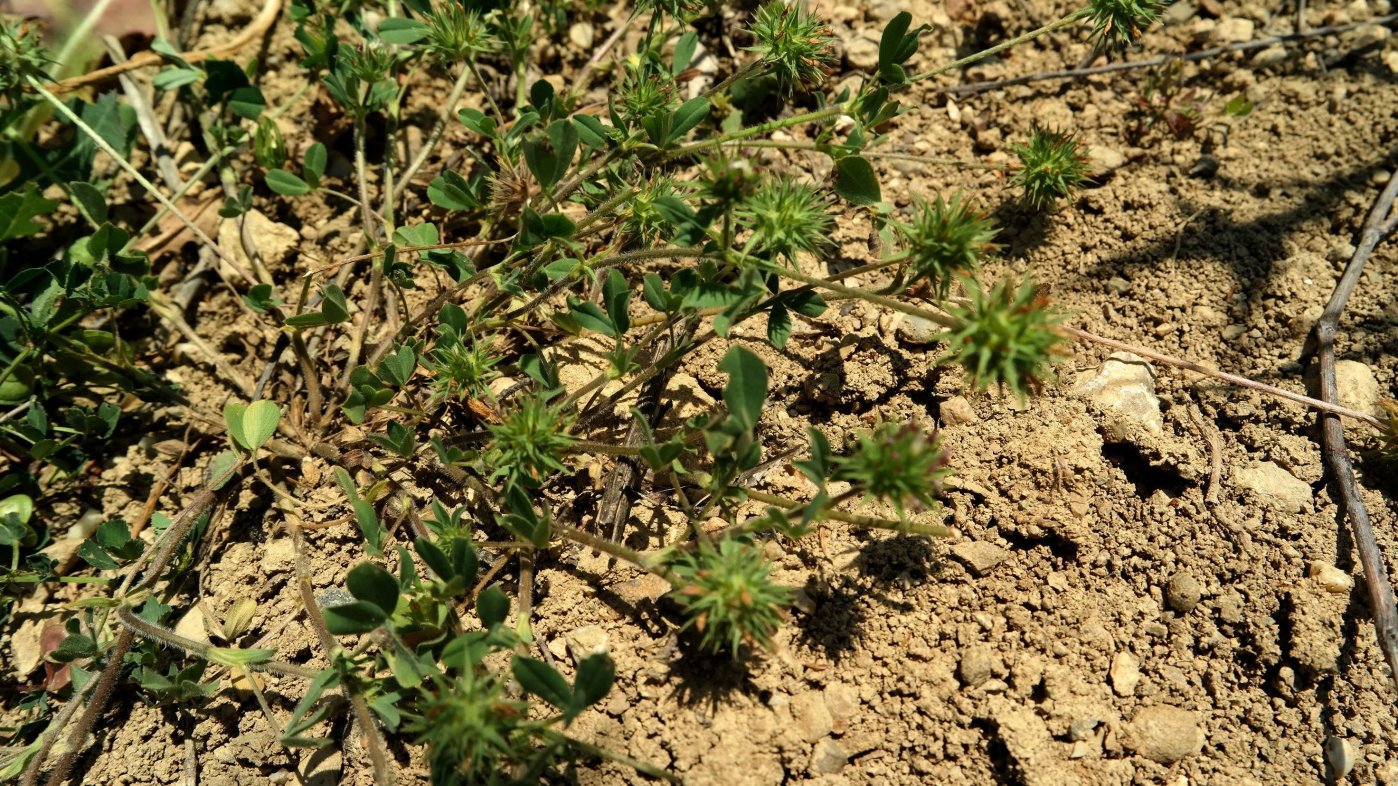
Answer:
[1110,651,1141,696]
[564,625,610,665]
[1073,352,1163,442]
[1235,461,1312,513]
[1308,561,1355,594]
[1213,17,1256,43]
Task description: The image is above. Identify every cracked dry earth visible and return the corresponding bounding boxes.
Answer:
[6,0,1398,783]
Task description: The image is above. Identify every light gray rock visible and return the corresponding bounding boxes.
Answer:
[949,541,1010,577]
[564,625,610,665]
[1087,145,1126,175]
[895,314,942,345]
[791,691,834,742]
[1213,17,1255,43]
[808,739,848,775]
[1073,352,1163,442]
[844,33,880,70]
[1235,461,1312,513]
[1110,651,1141,696]
[1334,360,1381,417]
[959,645,995,687]
[1125,705,1205,764]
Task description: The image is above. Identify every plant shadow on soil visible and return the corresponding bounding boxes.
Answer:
[795,535,940,661]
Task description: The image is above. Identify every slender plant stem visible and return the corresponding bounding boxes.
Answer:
[664,105,845,161]
[289,525,395,783]
[551,523,673,579]
[910,8,1092,83]
[1308,173,1398,688]
[937,12,1398,96]
[394,63,476,200]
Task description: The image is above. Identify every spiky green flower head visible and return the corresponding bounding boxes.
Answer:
[1011,127,1091,211]
[345,43,396,83]
[738,178,834,264]
[833,421,951,519]
[898,193,999,299]
[670,537,791,658]
[0,20,50,102]
[1087,0,1165,51]
[622,177,686,246]
[427,337,501,404]
[424,4,496,63]
[699,154,757,208]
[618,64,677,128]
[486,395,576,489]
[747,0,836,93]
[407,670,534,784]
[940,277,1065,398]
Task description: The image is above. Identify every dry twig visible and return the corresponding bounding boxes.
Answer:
[1305,172,1398,689]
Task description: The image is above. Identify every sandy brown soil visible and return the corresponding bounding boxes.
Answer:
[6,0,1398,784]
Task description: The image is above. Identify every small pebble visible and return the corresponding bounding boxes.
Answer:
[959,644,994,687]
[1125,706,1205,764]
[1165,572,1204,613]
[1325,735,1356,781]
[949,541,1010,577]
[1307,561,1355,594]
[1110,651,1142,696]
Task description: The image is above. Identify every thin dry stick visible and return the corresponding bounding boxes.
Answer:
[46,0,284,94]
[1308,173,1398,687]
[288,525,394,784]
[936,13,1398,96]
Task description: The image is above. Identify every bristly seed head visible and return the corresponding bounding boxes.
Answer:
[738,178,834,264]
[669,537,790,658]
[939,277,1066,398]
[833,421,951,520]
[898,193,999,299]
[747,0,835,93]
[1011,126,1092,211]
[1087,0,1166,51]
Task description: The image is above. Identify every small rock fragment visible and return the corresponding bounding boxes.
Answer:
[564,625,609,665]
[940,396,976,426]
[1251,44,1288,66]
[1307,561,1355,594]
[949,541,1010,577]
[1212,17,1255,43]
[791,691,835,742]
[1124,705,1205,764]
[1351,23,1391,48]
[1165,572,1203,613]
[844,34,880,70]
[1110,651,1141,696]
[808,738,848,775]
[173,608,211,645]
[824,682,859,733]
[568,21,594,49]
[959,645,995,687]
[1334,360,1381,417]
[1325,736,1356,781]
[1072,352,1163,441]
[1235,461,1312,513]
[895,314,942,345]
[1087,145,1125,175]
